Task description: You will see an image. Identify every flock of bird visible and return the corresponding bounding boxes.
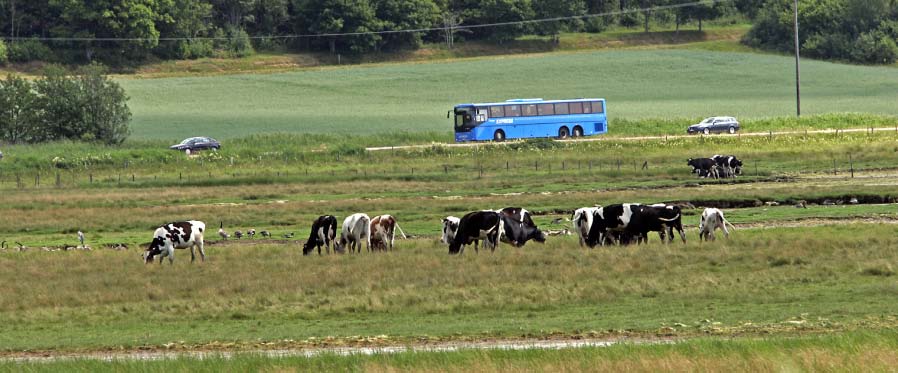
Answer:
[217,222,293,241]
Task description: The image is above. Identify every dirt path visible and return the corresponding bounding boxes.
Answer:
[366,126,898,151]
[4,337,669,363]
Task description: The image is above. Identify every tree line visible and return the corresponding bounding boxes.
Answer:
[0,65,131,145]
[0,0,751,66]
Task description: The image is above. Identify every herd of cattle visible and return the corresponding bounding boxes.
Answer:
[687,154,744,178]
[142,205,736,264]
[140,155,748,263]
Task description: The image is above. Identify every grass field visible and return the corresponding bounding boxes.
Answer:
[118,48,898,141]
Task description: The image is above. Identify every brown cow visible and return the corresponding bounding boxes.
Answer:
[369,215,407,251]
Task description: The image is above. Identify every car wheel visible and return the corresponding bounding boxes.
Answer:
[728,126,736,134]
[558,127,570,139]
[572,126,583,137]
[703,128,710,135]
[493,130,506,142]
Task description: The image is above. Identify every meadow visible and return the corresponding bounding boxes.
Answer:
[3,28,898,368]
[118,48,898,140]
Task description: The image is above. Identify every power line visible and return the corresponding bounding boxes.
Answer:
[1,0,732,42]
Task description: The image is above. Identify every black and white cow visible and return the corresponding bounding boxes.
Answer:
[687,158,719,179]
[441,216,460,245]
[144,220,206,265]
[335,213,371,254]
[584,203,685,246]
[449,211,503,254]
[699,207,735,241]
[711,155,743,178]
[572,207,598,247]
[497,207,545,247]
[625,204,687,244]
[302,215,338,255]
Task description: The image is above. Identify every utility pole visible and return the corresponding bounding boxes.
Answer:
[794,0,801,118]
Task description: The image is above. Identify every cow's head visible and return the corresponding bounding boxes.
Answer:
[441,217,459,244]
[333,236,347,253]
[301,241,315,255]
[529,227,547,244]
[143,236,165,264]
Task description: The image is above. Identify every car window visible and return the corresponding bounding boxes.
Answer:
[702,118,713,124]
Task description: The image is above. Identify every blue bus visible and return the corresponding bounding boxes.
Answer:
[450,98,607,142]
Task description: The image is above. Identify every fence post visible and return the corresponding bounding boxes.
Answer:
[89,173,93,184]
[562,161,565,171]
[179,172,182,180]
[617,159,621,172]
[132,174,135,182]
[444,165,448,174]
[479,164,483,178]
[642,161,648,170]
[849,154,854,178]
[35,174,39,187]
[535,161,538,171]
[506,161,509,171]
[56,172,61,187]
[832,159,837,175]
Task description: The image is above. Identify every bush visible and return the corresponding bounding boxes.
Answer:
[7,39,53,63]
[214,27,254,58]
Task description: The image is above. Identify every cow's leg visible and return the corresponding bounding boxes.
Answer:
[721,221,730,239]
[677,224,686,244]
[388,230,395,252]
[167,246,175,265]
[197,241,206,262]
[190,245,196,263]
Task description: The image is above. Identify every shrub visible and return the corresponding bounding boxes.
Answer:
[214,27,255,58]
[8,39,53,63]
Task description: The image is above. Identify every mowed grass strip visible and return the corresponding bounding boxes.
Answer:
[9,331,898,372]
[1,224,897,351]
[118,48,898,140]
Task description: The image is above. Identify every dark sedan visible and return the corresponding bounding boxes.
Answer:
[170,137,221,152]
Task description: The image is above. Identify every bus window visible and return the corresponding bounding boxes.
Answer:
[523,104,538,116]
[490,106,505,117]
[590,101,604,113]
[554,103,569,115]
[506,105,521,117]
[537,104,554,116]
[582,102,592,113]
[569,102,583,114]
[455,107,475,128]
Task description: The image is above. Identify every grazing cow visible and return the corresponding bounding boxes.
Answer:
[711,155,743,178]
[449,211,504,254]
[440,216,460,244]
[584,204,635,247]
[302,215,338,255]
[497,207,545,247]
[687,158,719,179]
[572,207,598,247]
[699,208,735,241]
[143,221,206,265]
[335,213,371,253]
[499,215,546,247]
[625,204,687,244]
[369,215,407,251]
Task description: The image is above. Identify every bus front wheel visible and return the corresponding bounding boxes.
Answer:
[493,130,506,142]
[572,126,583,137]
[558,127,570,139]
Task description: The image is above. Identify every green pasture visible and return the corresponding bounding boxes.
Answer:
[9,330,898,372]
[2,224,898,353]
[118,48,898,140]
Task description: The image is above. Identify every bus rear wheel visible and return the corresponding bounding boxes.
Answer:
[572,126,583,137]
[558,127,570,139]
[493,130,506,142]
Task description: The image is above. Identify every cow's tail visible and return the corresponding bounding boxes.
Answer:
[362,216,371,248]
[721,215,736,232]
[657,213,681,222]
[394,222,407,239]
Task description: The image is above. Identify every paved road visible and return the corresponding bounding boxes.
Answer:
[366,126,897,152]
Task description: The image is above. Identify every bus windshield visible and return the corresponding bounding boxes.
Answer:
[455,107,475,129]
